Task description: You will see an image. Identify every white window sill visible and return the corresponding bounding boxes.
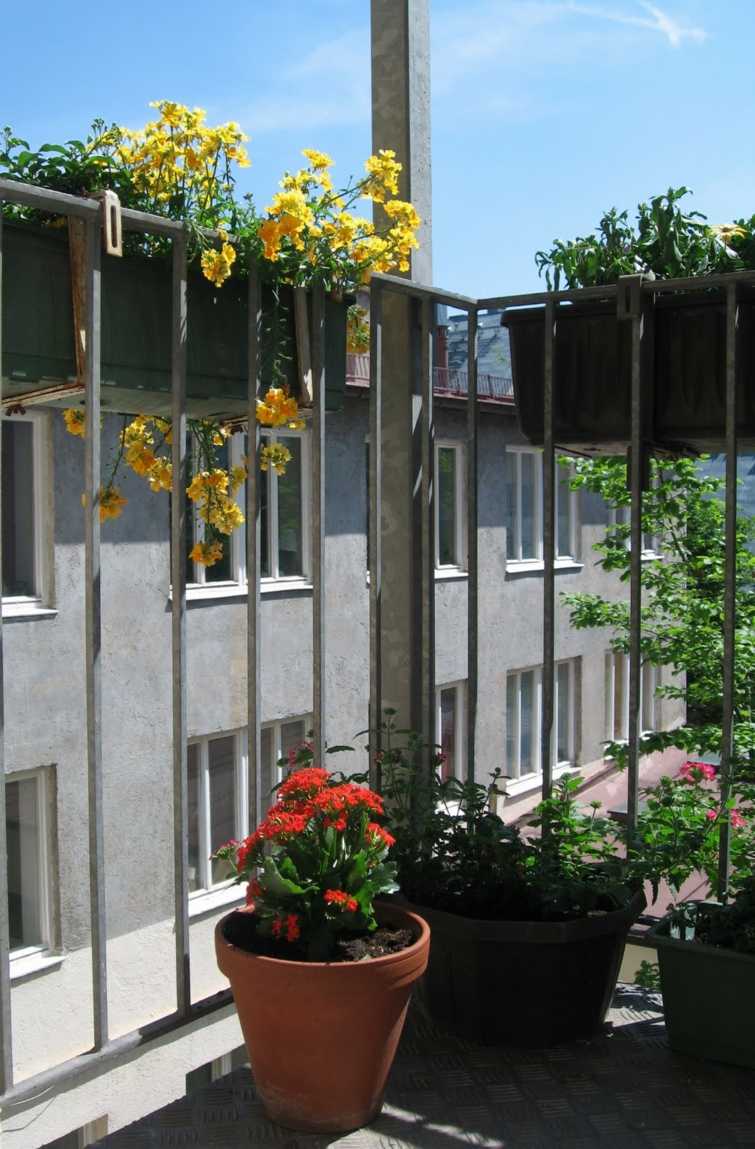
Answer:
[2,599,57,621]
[502,762,575,798]
[10,948,63,982]
[505,559,583,576]
[179,578,313,604]
[435,567,468,581]
[189,882,246,919]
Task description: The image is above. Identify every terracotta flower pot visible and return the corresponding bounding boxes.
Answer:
[215,901,430,1133]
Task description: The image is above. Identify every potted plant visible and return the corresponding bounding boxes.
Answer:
[375,724,644,1047]
[502,188,755,451]
[212,764,430,1134]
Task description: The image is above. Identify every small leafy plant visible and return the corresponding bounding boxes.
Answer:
[213,766,398,962]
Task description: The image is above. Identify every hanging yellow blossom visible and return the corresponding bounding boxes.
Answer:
[363,150,402,203]
[99,485,127,522]
[189,540,224,567]
[201,241,236,288]
[63,408,86,437]
[147,458,173,492]
[260,441,292,476]
[255,388,303,430]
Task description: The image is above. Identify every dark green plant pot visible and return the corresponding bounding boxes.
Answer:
[0,221,348,417]
[650,906,755,1069]
[408,890,645,1046]
[502,291,755,453]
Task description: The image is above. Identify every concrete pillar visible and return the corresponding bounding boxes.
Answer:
[370,0,433,738]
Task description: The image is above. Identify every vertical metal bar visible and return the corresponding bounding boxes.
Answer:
[719,283,738,899]
[626,279,644,839]
[247,270,262,827]
[417,297,435,759]
[0,204,13,1093]
[311,286,326,763]
[466,306,478,782]
[368,284,383,790]
[541,300,555,798]
[170,229,190,1015]
[84,216,108,1048]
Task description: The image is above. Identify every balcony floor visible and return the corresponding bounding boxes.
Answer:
[95,986,755,1148]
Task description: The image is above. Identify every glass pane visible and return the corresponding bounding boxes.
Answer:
[260,460,271,578]
[642,663,656,731]
[439,689,456,781]
[277,438,302,577]
[7,777,41,949]
[204,442,233,584]
[557,469,572,557]
[187,744,200,892]
[437,448,457,566]
[281,719,306,773]
[506,676,516,775]
[613,655,626,740]
[520,453,535,559]
[209,736,237,885]
[3,422,36,597]
[260,726,275,811]
[520,670,534,774]
[557,663,571,762]
[504,452,516,559]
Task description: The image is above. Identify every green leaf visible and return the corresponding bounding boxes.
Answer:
[262,856,305,898]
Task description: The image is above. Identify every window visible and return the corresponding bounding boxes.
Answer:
[186,1045,248,1093]
[435,443,465,569]
[505,661,577,779]
[7,770,51,955]
[188,732,247,894]
[2,413,50,610]
[435,682,466,781]
[608,505,658,556]
[605,653,659,744]
[186,428,309,589]
[41,1117,108,1149]
[504,448,578,564]
[260,717,311,808]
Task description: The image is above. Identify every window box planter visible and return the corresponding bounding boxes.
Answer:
[0,221,349,417]
[502,290,755,453]
[406,889,645,1046]
[650,905,755,1069]
[215,901,430,1133]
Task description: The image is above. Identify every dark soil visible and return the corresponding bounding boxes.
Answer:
[222,911,415,963]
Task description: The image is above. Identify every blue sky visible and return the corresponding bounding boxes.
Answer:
[2,1,750,295]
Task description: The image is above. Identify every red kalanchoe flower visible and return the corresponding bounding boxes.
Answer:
[285,913,301,942]
[324,889,358,912]
[730,809,746,829]
[278,765,330,801]
[679,761,717,783]
[366,821,395,848]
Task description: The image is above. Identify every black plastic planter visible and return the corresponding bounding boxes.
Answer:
[409,891,645,1046]
[650,907,755,1069]
[502,291,755,453]
[0,222,349,417]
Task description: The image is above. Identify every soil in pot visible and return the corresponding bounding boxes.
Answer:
[222,909,415,962]
[215,903,430,1134]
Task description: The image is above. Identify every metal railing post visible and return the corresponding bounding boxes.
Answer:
[466,307,479,781]
[541,299,556,798]
[0,202,13,1094]
[414,297,435,760]
[368,284,383,789]
[247,270,262,827]
[311,286,326,762]
[170,229,190,1015]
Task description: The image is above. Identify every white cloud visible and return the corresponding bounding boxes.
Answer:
[566,2,706,46]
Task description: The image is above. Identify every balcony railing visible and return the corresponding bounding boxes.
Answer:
[346,352,514,404]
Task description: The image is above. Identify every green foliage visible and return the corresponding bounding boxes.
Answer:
[375,716,633,922]
[536,187,754,290]
[633,959,661,991]
[697,879,755,954]
[1,121,136,210]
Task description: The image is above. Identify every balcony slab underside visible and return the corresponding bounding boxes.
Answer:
[94,986,754,1149]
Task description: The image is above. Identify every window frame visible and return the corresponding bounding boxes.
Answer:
[187,729,248,897]
[260,715,313,806]
[2,411,52,616]
[435,680,467,781]
[504,446,579,568]
[607,504,660,558]
[434,440,466,572]
[7,767,53,962]
[186,426,311,595]
[605,652,660,747]
[505,660,578,786]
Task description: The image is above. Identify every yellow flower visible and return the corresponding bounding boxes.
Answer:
[99,486,127,522]
[201,242,236,288]
[189,540,224,567]
[363,149,402,203]
[710,223,746,243]
[230,464,248,493]
[63,408,86,438]
[260,441,292,476]
[302,148,333,171]
[147,458,173,492]
[256,388,301,429]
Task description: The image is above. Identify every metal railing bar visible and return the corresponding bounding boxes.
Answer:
[540,301,555,799]
[0,178,100,219]
[368,284,383,789]
[247,271,262,829]
[466,308,479,782]
[625,277,645,838]
[373,272,477,310]
[0,203,13,1095]
[718,282,738,898]
[83,215,108,1050]
[415,298,435,758]
[482,270,755,311]
[0,988,235,1110]
[170,230,190,1015]
[311,287,326,763]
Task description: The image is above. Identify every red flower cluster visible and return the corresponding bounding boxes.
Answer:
[272,913,301,942]
[324,889,358,912]
[278,765,330,800]
[367,821,395,848]
[706,807,746,828]
[679,761,717,783]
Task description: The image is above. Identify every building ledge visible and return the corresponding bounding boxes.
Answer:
[10,948,63,983]
[505,558,583,577]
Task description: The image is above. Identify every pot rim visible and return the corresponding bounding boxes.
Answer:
[215,901,430,972]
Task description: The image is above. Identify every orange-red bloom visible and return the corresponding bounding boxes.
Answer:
[324,889,358,912]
